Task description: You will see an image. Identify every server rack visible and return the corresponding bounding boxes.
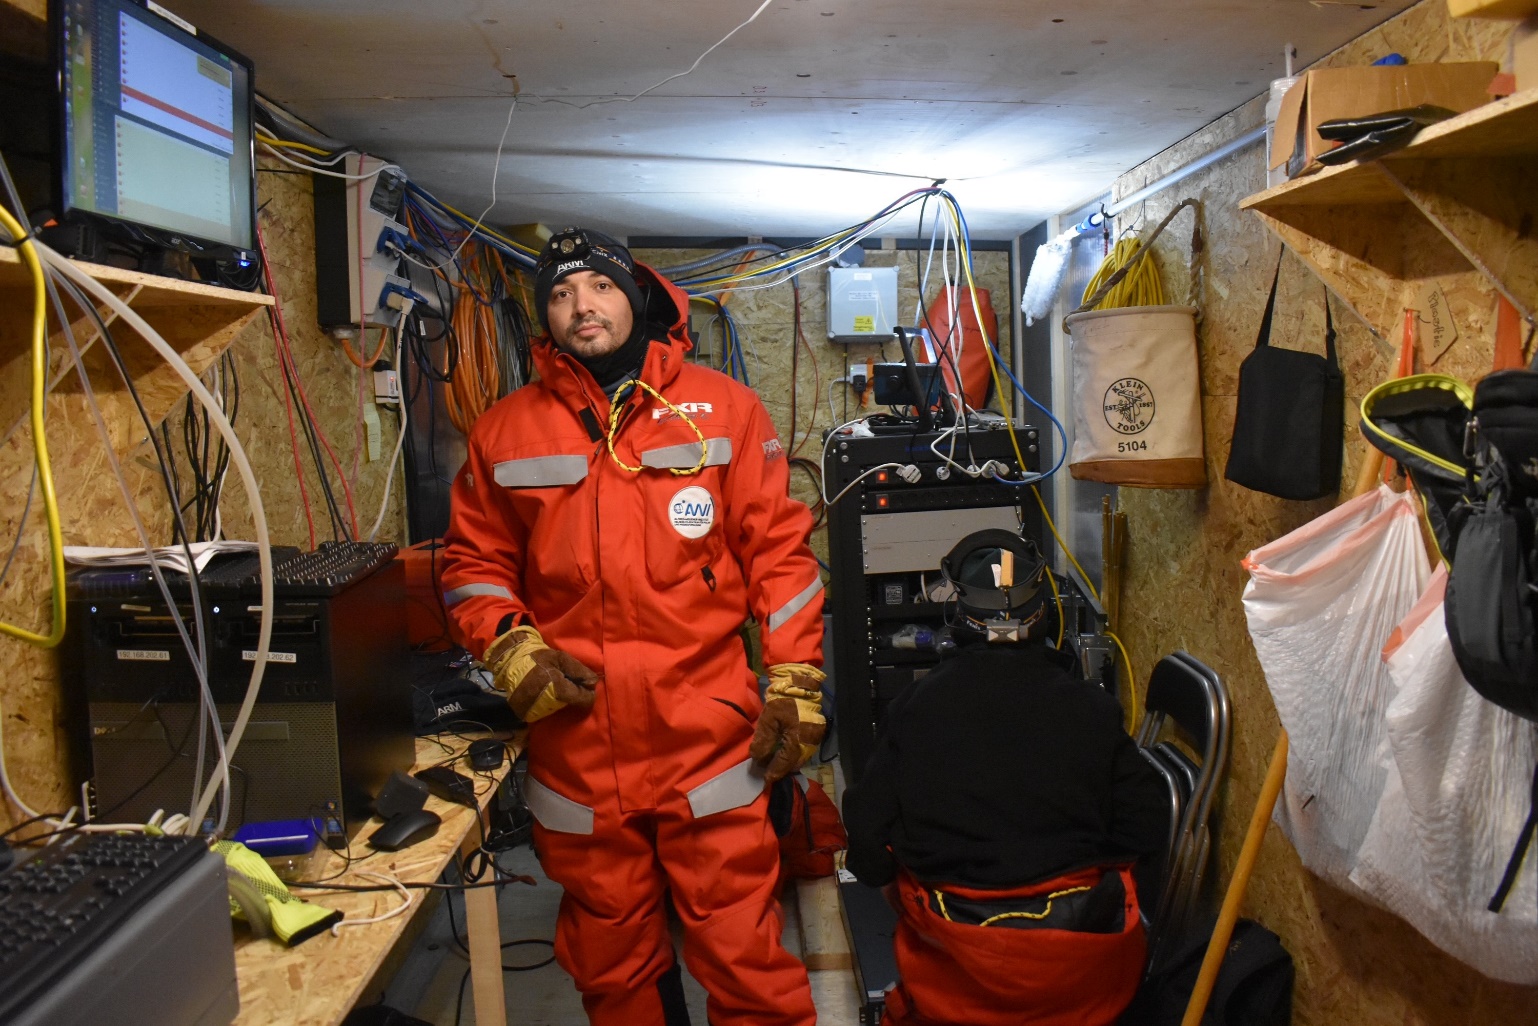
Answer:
[822,419,1042,785]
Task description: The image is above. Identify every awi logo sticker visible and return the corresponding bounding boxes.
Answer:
[669,486,716,539]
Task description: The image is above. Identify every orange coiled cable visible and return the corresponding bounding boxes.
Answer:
[442,245,503,434]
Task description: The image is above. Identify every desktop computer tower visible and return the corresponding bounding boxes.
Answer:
[68,546,413,833]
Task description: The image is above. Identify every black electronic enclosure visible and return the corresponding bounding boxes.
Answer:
[67,546,413,833]
[50,0,258,266]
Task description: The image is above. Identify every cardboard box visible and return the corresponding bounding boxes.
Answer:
[1270,61,1499,177]
[1517,15,1538,93]
[1446,0,1538,19]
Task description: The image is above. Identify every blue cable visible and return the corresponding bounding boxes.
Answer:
[673,187,944,293]
[403,182,537,269]
[939,190,1067,484]
[984,339,1068,483]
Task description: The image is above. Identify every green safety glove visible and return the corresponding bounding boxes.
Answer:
[750,663,827,783]
[214,840,341,947]
[484,625,599,723]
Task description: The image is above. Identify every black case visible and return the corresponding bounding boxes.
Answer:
[1224,261,1345,500]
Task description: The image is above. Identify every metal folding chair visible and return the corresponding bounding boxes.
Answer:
[1134,651,1231,972]
[1133,745,1185,923]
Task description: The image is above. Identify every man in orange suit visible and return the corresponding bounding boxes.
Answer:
[441,228,824,1026]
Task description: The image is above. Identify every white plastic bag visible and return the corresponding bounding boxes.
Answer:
[1351,566,1538,983]
[1242,485,1429,889]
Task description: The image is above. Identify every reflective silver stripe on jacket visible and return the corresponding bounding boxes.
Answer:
[766,577,824,632]
[640,438,733,470]
[686,758,766,819]
[493,455,589,487]
[523,775,595,835]
[442,582,514,607]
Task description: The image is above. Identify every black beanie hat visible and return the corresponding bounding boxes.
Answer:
[533,227,646,332]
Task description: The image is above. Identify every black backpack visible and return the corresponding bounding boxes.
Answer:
[1443,370,1538,912]
[1121,917,1293,1026]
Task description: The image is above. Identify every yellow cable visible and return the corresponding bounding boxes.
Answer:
[1031,485,1099,604]
[254,134,335,157]
[1045,567,1064,649]
[685,225,865,288]
[0,203,68,648]
[979,886,1093,927]
[1106,630,1139,733]
[605,380,708,475]
[1081,238,1165,311]
[943,204,1032,486]
[429,200,540,256]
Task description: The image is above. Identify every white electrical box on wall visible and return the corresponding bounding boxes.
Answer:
[828,266,898,343]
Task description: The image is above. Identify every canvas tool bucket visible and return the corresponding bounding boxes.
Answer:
[1067,304,1205,488]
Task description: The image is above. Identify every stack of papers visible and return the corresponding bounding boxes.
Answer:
[64,541,260,576]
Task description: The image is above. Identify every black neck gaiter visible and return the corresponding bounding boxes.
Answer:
[573,323,654,394]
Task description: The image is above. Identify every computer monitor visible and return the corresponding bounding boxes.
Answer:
[54,0,256,264]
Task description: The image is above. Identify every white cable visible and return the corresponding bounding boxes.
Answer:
[0,710,171,837]
[560,0,774,108]
[47,272,232,831]
[929,424,981,478]
[819,415,902,507]
[330,872,414,936]
[826,463,903,508]
[368,330,409,542]
[259,142,397,181]
[254,133,354,168]
[689,206,912,298]
[447,94,519,266]
[37,244,274,836]
[0,699,45,820]
[827,377,848,431]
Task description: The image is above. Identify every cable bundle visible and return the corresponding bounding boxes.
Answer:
[1081,238,1166,311]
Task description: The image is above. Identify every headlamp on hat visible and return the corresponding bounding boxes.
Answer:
[939,529,1050,642]
[533,226,644,333]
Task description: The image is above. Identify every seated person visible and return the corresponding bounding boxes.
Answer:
[843,528,1171,1026]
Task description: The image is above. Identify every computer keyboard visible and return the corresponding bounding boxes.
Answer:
[0,831,206,1022]
[69,541,400,601]
[198,540,399,596]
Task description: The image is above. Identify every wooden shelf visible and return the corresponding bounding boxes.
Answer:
[1241,89,1538,342]
[0,247,273,459]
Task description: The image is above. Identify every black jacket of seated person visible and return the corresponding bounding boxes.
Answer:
[843,640,1171,891]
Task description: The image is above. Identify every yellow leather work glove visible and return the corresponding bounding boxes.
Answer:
[484,626,598,723]
[749,663,827,783]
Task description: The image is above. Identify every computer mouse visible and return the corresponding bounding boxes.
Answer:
[366,809,442,851]
[469,739,505,771]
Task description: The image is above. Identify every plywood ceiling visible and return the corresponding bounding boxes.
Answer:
[173,0,1414,240]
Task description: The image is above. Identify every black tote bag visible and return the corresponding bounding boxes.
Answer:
[1224,261,1345,500]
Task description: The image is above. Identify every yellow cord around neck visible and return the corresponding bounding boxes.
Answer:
[605,378,709,475]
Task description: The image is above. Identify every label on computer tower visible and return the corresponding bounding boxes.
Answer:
[116,649,170,661]
[242,650,297,664]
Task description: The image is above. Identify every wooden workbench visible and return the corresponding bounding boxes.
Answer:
[232,735,522,1026]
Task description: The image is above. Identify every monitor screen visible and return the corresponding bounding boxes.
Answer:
[58,0,255,254]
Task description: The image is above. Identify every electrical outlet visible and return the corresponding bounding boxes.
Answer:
[373,367,400,405]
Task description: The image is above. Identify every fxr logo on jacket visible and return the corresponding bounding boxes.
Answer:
[654,402,714,421]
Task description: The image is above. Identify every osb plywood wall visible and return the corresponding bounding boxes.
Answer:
[630,244,1013,563]
[1106,2,1532,1022]
[0,148,406,831]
